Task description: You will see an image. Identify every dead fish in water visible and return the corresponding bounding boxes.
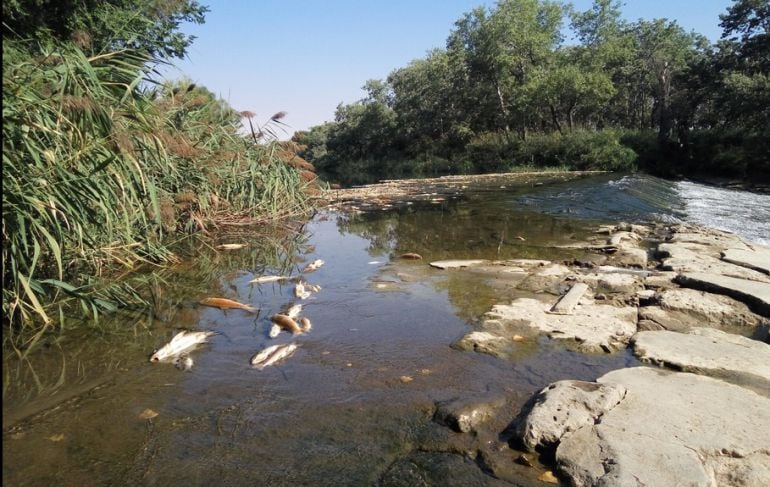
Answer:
[268,323,282,338]
[300,317,312,332]
[285,304,303,319]
[294,282,311,299]
[270,314,303,334]
[149,331,215,362]
[302,259,325,272]
[399,252,422,260]
[174,353,194,371]
[216,243,247,250]
[306,283,322,293]
[199,297,258,312]
[251,343,299,369]
[249,275,289,285]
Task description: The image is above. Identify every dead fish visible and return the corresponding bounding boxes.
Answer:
[300,317,312,332]
[199,297,258,312]
[149,330,215,362]
[305,283,322,293]
[249,275,289,285]
[270,314,303,334]
[216,243,247,250]
[294,282,311,299]
[399,252,422,260]
[268,323,281,338]
[302,259,325,272]
[285,304,303,319]
[251,343,299,369]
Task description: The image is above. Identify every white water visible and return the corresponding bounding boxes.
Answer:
[676,181,770,246]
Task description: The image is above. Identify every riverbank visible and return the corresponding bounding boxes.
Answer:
[326,173,770,485]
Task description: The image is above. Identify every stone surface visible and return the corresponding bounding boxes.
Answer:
[677,272,770,316]
[517,264,574,293]
[632,328,770,395]
[484,298,637,352]
[549,283,589,314]
[659,243,770,283]
[429,259,488,269]
[555,367,770,487]
[722,247,770,275]
[638,288,766,330]
[434,394,508,434]
[512,380,627,452]
[577,272,643,294]
[452,331,512,358]
[611,247,648,268]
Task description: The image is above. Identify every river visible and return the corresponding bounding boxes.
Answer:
[3,173,768,485]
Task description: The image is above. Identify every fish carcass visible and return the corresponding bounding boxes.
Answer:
[285,304,303,319]
[249,275,289,285]
[294,282,311,299]
[302,259,325,273]
[150,331,216,362]
[251,343,299,369]
[270,314,303,334]
[199,297,258,312]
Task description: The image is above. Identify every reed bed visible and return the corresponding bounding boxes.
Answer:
[2,39,315,351]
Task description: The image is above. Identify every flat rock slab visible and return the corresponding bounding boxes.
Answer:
[659,243,770,283]
[577,272,643,294]
[485,298,637,352]
[556,367,770,487]
[722,247,770,275]
[638,288,766,330]
[429,259,488,269]
[677,272,770,317]
[632,328,770,395]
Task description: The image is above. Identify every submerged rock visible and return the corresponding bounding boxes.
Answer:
[632,328,770,396]
[555,367,770,487]
[429,259,488,269]
[433,394,508,434]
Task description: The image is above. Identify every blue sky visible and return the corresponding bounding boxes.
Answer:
[160,1,733,135]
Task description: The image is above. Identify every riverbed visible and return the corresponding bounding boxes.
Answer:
[3,172,768,485]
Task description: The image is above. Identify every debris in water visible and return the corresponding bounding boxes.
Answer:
[368,261,383,265]
[515,454,534,467]
[399,375,414,383]
[300,317,312,332]
[306,283,322,293]
[399,252,423,260]
[150,331,215,362]
[270,314,303,334]
[216,243,247,250]
[46,434,65,442]
[251,343,299,370]
[538,471,559,484]
[286,304,303,319]
[294,282,311,299]
[512,334,525,342]
[139,409,159,420]
[268,324,281,338]
[199,297,258,312]
[514,236,526,241]
[174,353,194,371]
[302,259,325,272]
[249,275,289,284]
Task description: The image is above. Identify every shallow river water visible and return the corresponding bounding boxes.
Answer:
[3,173,768,485]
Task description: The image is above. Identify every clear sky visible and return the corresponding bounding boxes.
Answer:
[159,0,733,136]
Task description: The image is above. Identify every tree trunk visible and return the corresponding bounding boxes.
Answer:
[549,105,562,134]
[496,82,511,132]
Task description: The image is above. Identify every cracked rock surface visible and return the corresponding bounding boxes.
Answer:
[555,367,770,487]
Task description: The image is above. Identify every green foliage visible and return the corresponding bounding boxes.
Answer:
[2,36,312,345]
[298,0,766,184]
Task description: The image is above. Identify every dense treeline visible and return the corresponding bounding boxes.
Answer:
[294,0,769,185]
[3,1,315,343]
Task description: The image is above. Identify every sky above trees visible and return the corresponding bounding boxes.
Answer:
[161,0,731,134]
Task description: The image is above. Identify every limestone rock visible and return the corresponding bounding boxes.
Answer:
[632,328,770,395]
[676,272,770,317]
[722,247,770,275]
[638,288,766,330]
[429,259,488,269]
[484,298,637,353]
[512,380,626,452]
[555,367,770,487]
[577,272,643,294]
[452,331,512,358]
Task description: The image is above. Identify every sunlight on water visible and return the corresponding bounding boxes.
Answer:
[676,181,770,245]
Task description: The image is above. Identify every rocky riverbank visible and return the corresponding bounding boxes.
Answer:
[428,222,770,486]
